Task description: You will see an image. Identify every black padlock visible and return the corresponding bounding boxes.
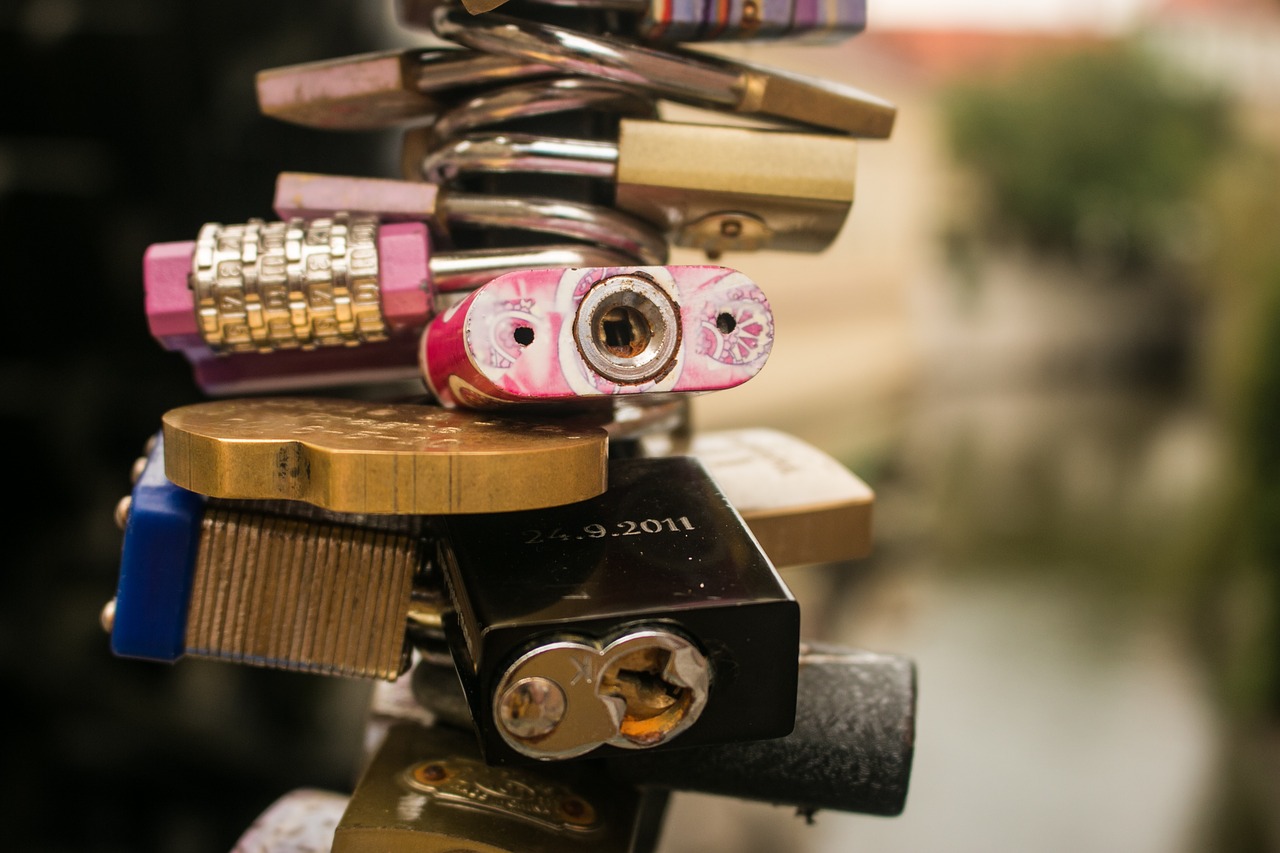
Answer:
[433,454,800,765]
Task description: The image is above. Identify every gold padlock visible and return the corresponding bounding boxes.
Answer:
[334,721,650,852]
[160,396,609,515]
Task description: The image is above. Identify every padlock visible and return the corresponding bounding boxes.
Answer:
[421,263,774,410]
[264,65,660,137]
[106,433,422,679]
[334,721,666,853]
[444,0,866,46]
[431,454,800,764]
[412,116,858,255]
[606,642,915,817]
[143,207,666,394]
[410,641,916,816]
[254,45,552,130]
[397,77,858,255]
[158,396,609,513]
[417,4,897,137]
[268,171,665,265]
[411,75,660,146]
[106,406,607,677]
[684,427,875,566]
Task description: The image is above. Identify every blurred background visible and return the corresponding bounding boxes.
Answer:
[3,0,1280,850]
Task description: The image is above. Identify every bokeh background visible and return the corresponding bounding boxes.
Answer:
[4,0,1280,850]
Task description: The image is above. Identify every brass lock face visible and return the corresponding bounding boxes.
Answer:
[161,396,608,514]
[686,427,876,567]
[614,118,858,255]
[334,721,644,853]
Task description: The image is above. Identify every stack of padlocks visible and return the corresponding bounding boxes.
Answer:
[105,0,917,849]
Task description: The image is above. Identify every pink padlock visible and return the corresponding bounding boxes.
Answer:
[142,183,662,395]
[421,264,774,409]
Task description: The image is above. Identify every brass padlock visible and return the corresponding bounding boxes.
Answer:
[685,427,875,566]
[159,396,608,514]
[106,402,604,678]
[412,116,858,256]
[334,721,658,852]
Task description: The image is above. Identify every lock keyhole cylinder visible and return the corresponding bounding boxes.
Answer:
[574,272,680,385]
[493,627,710,760]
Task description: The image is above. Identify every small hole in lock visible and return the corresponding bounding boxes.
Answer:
[598,307,650,358]
[716,313,736,335]
[513,326,535,346]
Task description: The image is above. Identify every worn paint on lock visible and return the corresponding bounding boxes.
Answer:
[421,265,773,410]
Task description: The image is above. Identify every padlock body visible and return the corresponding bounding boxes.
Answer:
[335,721,649,852]
[614,119,856,254]
[421,264,773,409]
[435,455,800,765]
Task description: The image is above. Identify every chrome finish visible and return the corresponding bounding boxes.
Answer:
[430,244,643,294]
[492,627,710,760]
[429,76,658,143]
[429,6,897,137]
[420,133,619,184]
[438,194,668,266]
[573,272,680,385]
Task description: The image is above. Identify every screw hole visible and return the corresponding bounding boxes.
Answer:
[513,326,535,346]
[716,313,736,334]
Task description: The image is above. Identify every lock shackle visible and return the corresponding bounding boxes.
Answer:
[429,6,738,112]
[420,132,618,184]
[439,193,669,266]
[272,172,668,266]
[428,75,659,144]
[427,5,896,137]
[430,243,640,294]
[254,45,554,131]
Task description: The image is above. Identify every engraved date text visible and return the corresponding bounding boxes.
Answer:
[523,516,696,544]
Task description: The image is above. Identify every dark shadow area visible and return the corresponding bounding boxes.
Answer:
[0,3,399,850]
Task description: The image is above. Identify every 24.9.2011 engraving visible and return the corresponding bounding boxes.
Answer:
[523,517,696,544]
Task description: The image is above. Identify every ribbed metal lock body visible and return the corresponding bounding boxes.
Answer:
[184,504,421,680]
[435,454,800,766]
[109,434,426,680]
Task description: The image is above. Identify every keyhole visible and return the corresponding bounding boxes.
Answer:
[600,647,694,745]
[597,307,650,358]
